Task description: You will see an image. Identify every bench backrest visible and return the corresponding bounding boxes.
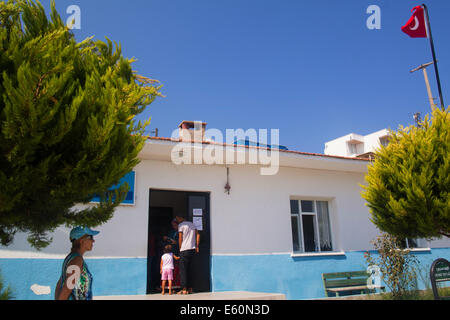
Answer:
[322,271,369,289]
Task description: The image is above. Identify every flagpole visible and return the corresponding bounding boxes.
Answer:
[422,4,445,111]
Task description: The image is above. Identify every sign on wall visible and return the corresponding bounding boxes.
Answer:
[430,258,450,300]
[90,171,136,205]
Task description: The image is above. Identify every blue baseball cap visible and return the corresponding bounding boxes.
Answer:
[70,227,100,241]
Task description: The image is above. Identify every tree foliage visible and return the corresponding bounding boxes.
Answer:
[362,107,449,239]
[0,0,163,249]
[364,233,419,299]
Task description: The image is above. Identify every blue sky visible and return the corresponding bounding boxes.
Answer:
[40,0,449,154]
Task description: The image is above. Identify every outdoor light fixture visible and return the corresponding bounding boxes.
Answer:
[224,167,231,195]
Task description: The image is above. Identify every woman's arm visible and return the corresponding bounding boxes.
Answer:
[55,256,83,300]
[54,278,62,300]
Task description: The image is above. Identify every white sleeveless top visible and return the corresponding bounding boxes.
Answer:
[161,253,174,270]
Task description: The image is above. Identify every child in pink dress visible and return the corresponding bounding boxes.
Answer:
[160,244,180,295]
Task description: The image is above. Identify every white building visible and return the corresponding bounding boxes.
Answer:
[324,129,391,159]
[0,122,449,300]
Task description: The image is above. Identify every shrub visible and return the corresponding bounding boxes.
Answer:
[0,269,13,300]
[365,233,419,299]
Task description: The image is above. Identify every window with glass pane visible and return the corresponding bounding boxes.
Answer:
[300,200,314,213]
[348,143,358,154]
[290,200,299,214]
[407,238,418,248]
[400,238,423,249]
[302,215,316,252]
[290,199,333,253]
[317,201,332,251]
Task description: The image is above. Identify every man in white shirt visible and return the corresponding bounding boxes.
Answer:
[175,213,200,295]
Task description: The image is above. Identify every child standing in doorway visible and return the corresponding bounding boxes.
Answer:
[160,244,180,295]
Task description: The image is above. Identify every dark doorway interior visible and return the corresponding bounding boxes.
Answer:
[147,190,211,294]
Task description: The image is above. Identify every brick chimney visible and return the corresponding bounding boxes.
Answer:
[178,121,207,142]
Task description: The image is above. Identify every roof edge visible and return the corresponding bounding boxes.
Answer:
[144,136,370,162]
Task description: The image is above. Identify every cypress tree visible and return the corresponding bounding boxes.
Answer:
[0,0,163,249]
[362,107,449,239]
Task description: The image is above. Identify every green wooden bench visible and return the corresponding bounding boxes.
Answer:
[322,270,385,297]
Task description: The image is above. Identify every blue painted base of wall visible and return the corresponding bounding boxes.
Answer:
[1,248,449,300]
[211,248,450,300]
[0,258,147,300]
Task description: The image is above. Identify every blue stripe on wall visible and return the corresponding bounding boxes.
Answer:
[211,248,450,300]
[0,259,61,300]
[0,258,147,300]
[1,248,449,300]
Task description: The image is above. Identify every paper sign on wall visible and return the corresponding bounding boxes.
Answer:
[193,217,203,231]
[193,208,203,216]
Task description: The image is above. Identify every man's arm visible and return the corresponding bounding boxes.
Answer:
[195,230,200,253]
[178,232,183,251]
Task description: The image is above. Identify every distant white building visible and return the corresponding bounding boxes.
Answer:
[324,129,391,159]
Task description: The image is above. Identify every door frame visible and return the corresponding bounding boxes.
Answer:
[147,189,212,293]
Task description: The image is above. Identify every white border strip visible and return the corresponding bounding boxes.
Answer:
[0,250,146,259]
[0,250,66,259]
[291,251,346,258]
[212,252,291,256]
[212,251,347,257]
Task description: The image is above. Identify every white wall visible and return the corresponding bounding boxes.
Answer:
[2,154,449,259]
[363,129,389,153]
[324,134,353,156]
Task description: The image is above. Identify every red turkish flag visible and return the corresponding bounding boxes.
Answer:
[401,6,428,38]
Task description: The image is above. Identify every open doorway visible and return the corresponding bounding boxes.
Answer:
[147,189,211,294]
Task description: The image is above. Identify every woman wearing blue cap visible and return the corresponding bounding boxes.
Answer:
[54,227,99,300]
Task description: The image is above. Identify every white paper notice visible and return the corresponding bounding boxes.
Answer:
[193,216,203,231]
[193,208,203,216]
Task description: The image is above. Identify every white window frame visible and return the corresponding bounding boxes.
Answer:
[290,200,333,253]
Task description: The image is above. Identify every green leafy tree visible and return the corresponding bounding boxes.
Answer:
[0,0,163,249]
[362,107,449,239]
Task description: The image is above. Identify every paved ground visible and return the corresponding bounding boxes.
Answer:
[95,291,286,300]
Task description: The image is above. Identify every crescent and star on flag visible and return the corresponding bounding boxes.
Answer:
[401,5,427,38]
[410,17,419,31]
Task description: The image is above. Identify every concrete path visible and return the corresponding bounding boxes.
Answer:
[95,291,286,300]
